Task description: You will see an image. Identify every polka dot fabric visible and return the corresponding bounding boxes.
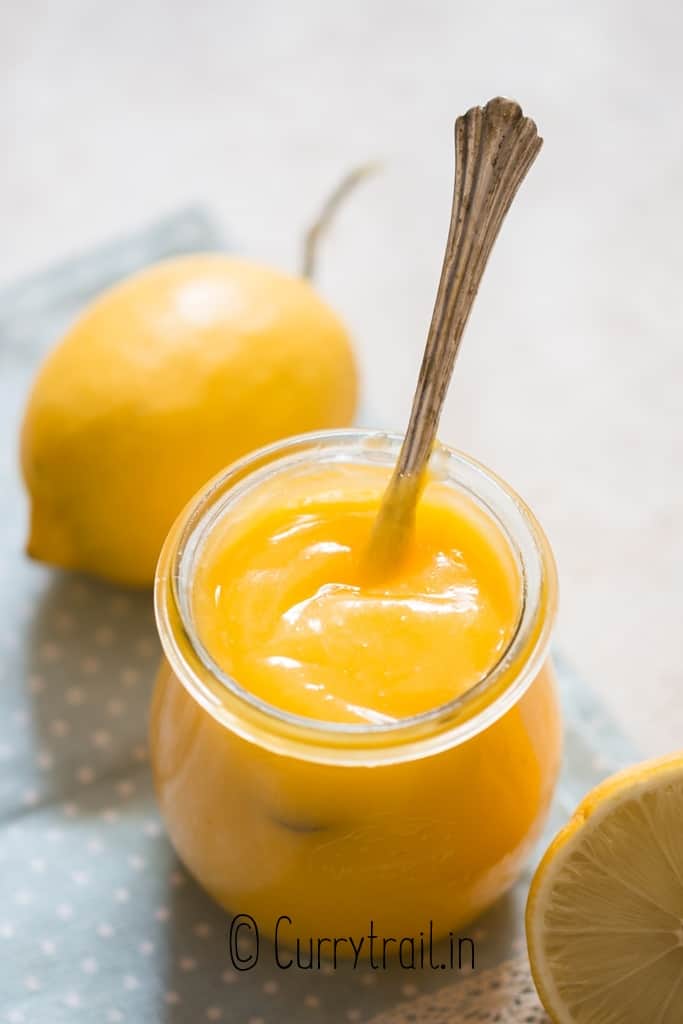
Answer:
[0,213,638,1022]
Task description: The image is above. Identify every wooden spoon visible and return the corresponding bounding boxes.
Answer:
[365,96,542,576]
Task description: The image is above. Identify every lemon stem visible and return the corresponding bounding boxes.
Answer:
[301,163,379,280]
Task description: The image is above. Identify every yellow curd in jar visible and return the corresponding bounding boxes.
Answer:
[151,440,561,941]
[193,464,520,724]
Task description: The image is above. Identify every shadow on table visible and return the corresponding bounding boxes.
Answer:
[158,868,520,1023]
[24,571,160,812]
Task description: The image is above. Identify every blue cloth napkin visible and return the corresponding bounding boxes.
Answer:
[0,211,636,1023]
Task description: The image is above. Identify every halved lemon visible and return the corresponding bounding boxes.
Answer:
[526,753,683,1023]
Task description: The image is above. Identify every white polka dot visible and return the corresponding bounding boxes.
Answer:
[0,924,14,939]
[30,858,46,873]
[106,1011,123,1023]
[138,940,155,956]
[179,956,197,972]
[136,637,156,657]
[221,969,236,984]
[143,820,161,837]
[102,808,119,823]
[0,744,13,762]
[169,870,185,887]
[36,751,53,770]
[154,906,170,922]
[40,642,62,663]
[87,838,104,855]
[92,729,112,749]
[320,964,334,976]
[97,923,114,938]
[22,790,38,808]
[81,957,98,974]
[14,890,33,906]
[247,1017,265,1024]
[361,972,375,986]
[56,903,74,920]
[40,940,56,956]
[71,870,89,886]
[77,766,95,785]
[28,674,46,694]
[106,699,125,717]
[127,854,146,871]
[120,668,140,687]
[55,611,74,631]
[64,992,81,1008]
[111,596,130,615]
[346,1012,362,1022]
[6,1009,25,1023]
[95,626,114,646]
[206,1009,223,1021]
[66,686,85,706]
[193,922,212,938]
[164,992,180,1006]
[401,983,418,997]
[263,980,279,995]
[116,779,135,799]
[46,828,63,842]
[304,995,320,1009]
[80,655,100,674]
[123,975,139,991]
[114,888,129,903]
[50,719,70,738]
[11,709,28,728]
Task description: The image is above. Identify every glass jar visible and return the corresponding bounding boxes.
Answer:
[151,430,561,941]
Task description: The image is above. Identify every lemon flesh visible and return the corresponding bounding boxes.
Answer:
[20,255,358,587]
[526,754,683,1023]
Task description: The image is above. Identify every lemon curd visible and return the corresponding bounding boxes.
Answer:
[193,464,520,725]
[151,432,561,940]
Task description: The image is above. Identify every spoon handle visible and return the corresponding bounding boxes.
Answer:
[367,97,542,569]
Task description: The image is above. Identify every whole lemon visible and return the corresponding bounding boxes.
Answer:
[21,255,358,587]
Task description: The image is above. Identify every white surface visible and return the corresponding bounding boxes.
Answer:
[2,0,682,756]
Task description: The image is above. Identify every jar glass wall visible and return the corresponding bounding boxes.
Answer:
[150,430,561,940]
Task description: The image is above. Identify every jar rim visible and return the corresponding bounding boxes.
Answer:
[154,429,557,765]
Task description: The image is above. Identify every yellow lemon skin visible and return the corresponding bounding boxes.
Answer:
[526,752,683,1023]
[21,255,358,587]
